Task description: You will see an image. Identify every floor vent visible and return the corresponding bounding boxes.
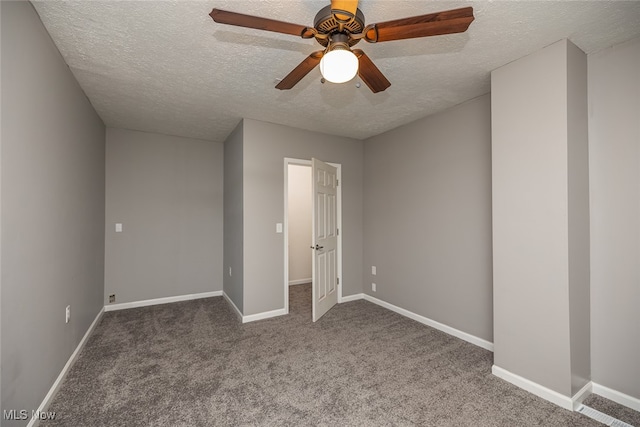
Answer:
[576,405,634,427]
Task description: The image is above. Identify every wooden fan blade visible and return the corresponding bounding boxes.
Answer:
[353,50,391,93]
[210,9,309,37]
[276,51,324,90]
[366,7,474,42]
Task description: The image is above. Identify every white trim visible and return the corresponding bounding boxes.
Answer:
[223,292,287,324]
[283,158,292,316]
[592,382,640,412]
[242,308,287,324]
[340,293,365,303]
[104,290,222,312]
[572,381,593,410]
[335,163,343,304]
[492,365,589,411]
[223,291,243,322]
[28,308,104,427]
[289,278,312,286]
[487,377,640,413]
[363,294,494,352]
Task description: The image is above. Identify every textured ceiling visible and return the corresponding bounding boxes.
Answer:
[32,0,640,142]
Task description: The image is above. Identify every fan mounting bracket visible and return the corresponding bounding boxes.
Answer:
[313,5,365,47]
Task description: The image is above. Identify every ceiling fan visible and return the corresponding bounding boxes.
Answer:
[209,1,474,93]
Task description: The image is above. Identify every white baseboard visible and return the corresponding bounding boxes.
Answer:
[490,369,640,413]
[222,293,287,324]
[592,382,640,412]
[363,294,494,352]
[572,381,593,410]
[223,291,243,322]
[28,308,104,427]
[340,293,365,303]
[104,290,222,312]
[222,292,288,324]
[289,278,311,286]
[242,308,287,323]
[492,365,593,411]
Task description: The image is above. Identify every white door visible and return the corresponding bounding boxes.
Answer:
[312,158,338,322]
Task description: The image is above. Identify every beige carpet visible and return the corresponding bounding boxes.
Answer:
[42,284,625,426]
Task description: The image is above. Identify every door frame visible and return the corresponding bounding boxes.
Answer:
[283,157,343,314]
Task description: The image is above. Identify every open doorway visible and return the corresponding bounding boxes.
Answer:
[286,163,313,318]
[284,158,342,319]
[287,164,312,287]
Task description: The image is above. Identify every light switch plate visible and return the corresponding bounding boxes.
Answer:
[276,223,283,233]
[115,223,123,232]
[372,266,377,275]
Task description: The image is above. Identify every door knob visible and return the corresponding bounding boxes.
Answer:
[310,244,324,250]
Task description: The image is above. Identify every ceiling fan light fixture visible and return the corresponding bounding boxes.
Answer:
[320,47,358,84]
[211,4,475,92]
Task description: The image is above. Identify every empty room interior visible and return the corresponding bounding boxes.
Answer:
[1,0,640,425]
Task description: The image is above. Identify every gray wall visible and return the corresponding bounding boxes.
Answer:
[492,39,589,397]
[1,1,105,421]
[363,95,493,342]
[223,122,244,312]
[588,36,640,399]
[105,128,223,305]
[566,41,591,396]
[242,119,363,316]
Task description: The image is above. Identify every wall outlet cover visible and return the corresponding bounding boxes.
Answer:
[372,283,377,292]
[109,294,116,303]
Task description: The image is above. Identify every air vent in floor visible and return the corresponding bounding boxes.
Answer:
[576,405,635,427]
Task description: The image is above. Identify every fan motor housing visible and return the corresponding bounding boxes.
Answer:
[313,5,365,47]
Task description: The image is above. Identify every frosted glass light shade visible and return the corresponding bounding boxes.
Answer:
[320,49,358,84]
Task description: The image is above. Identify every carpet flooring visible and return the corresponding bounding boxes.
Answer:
[42,284,635,426]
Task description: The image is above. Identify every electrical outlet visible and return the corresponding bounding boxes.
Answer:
[65,305,71,323]
[372,283,377,292]
[372,266,377,275]
[109,294,116,303]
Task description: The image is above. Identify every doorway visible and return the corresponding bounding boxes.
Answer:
[284,158,342,319]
